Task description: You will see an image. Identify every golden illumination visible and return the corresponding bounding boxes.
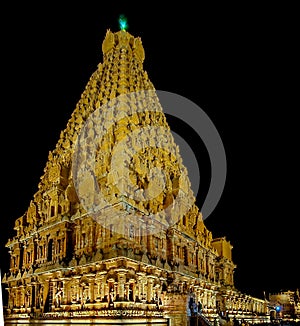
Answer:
[2,29,269,325]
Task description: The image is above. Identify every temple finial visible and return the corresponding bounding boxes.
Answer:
[118,14,128,31]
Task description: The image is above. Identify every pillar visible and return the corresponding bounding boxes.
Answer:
[61,278,68,305]
[117,272,126,300]
[147,276,155,303]
[52,280,57,308]
[88,277,95,302]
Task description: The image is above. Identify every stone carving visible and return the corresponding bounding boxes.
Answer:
[102,29,115,54]
[1,28,263,325]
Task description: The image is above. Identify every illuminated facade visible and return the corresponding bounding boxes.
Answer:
[2,28,269,325]
[269,290,300,320]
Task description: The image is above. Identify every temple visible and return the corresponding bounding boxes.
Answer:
[2,28,269,325]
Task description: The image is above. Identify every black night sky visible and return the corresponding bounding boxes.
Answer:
[1,3,298,300]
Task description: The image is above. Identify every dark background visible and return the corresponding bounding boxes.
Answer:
[1,2,298,300]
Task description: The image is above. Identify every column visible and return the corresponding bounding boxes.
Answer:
[73,277,80,302]
[207,290,212,308]
[147,276,155,303]
[43,243,47,263]
[117,272,126,300]
[113,282,118,301]
[75,225,80,250]
[88,276,95,302]
[128,279,135,302]
[20,285,26,309]
[139,275,146,302]
[94,276,101,301]
[52,280,57,308]
[8,288,13,309]
[104,282,109,302]
[137,275,142,301]
[61,278,68,305]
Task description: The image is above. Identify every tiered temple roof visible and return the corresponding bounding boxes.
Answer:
[2,28,267,326]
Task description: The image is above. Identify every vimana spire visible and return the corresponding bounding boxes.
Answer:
[2,26,270,325]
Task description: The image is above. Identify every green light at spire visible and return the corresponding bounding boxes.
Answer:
[119,14,128,31]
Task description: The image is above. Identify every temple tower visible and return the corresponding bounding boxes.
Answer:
[2,28,237,325]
